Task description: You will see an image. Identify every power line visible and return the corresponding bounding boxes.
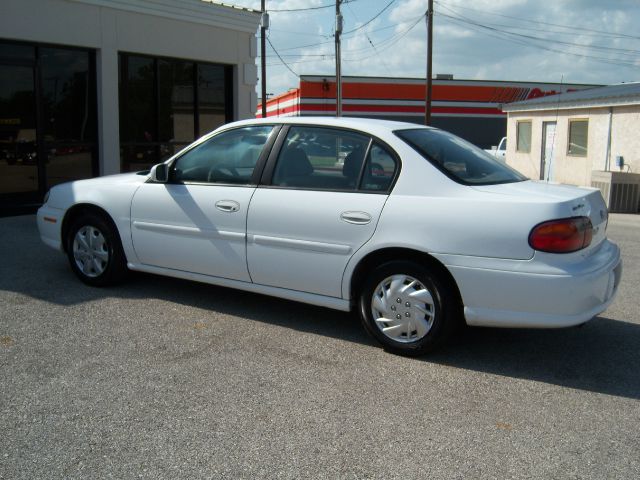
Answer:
[436,6,640,57]
[269,28,330,38]
[264,13,426,61]
[345,0,393,76]
[466,18,640,41]
[267,2,333,13]
[266,36,299,76]
[437,13,638,68]
[276,15,425,52]
[434,0,640,41]
[343,0,398,35]
[268,0,357,13]
[265,13,424,70]
[342,14,425,62]
[265,57,332,67]
[264,53,335,58]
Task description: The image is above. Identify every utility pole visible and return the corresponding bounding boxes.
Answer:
[425,0,433,125]
[260,0,268,118]
[335,0,343,117]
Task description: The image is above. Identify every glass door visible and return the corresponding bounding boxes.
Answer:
[540,121,557,182]
[0,64,39,198]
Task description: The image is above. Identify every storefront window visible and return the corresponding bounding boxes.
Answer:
[120,56,155,143]
[119,53,232,172]
[198,64,227,137]
[159,59,194,143]
[0,43,35,61]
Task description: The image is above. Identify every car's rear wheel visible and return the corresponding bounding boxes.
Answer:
[358,260,459,356]
[66,212,127,286]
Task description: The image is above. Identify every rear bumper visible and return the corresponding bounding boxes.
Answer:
[446,240,622,328]
[36,205,64,251]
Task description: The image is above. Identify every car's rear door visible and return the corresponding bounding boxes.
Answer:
[246,125,399,298]
[130,125,277,281]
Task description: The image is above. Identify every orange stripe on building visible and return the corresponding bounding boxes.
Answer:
[299,81,540,103]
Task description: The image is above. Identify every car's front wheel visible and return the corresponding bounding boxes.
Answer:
[66,212,128,286]
[358,260,459,356]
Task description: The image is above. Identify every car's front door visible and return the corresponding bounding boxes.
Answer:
[247,126,399,298]
[130,125,277,281]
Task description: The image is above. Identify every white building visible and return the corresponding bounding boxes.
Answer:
[503,82,640,213]
[1,0,259,213]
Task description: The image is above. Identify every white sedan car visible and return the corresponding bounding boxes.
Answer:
[37,117,622,355]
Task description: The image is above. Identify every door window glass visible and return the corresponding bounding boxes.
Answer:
[0,42,97,203]
[171,126,274,184]
[360,143,397,192]
[40,48,97,189]
[0,65,38,194]
[272,126,370,190]
[40,48,95,143]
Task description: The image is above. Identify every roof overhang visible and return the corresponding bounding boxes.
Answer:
[71,0,260,34]
[503,96,640,113]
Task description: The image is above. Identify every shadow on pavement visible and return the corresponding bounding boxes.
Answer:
[430,318,640,400]
[2,214,639,400]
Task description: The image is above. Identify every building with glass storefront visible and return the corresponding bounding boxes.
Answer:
[1,0,259,213]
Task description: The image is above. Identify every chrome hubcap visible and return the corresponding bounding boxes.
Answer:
[72,226,109,277]
[371,274,435,343]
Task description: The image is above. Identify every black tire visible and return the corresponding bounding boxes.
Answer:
[66,212,128,287]
[358,260,460,356]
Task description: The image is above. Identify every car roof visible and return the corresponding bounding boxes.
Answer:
[221,116,432,136]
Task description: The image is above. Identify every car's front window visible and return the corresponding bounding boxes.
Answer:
[171,126,274,184]
[396,128,527,185]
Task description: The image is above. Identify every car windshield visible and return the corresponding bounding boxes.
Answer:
[395,128,527,185]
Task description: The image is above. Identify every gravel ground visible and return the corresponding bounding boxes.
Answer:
[1,213,639,479]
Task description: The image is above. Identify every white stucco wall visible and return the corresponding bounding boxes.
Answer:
[505,104,640,186]
[1,0,259,175]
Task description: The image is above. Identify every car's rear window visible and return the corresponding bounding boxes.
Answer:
[395,128,527,185]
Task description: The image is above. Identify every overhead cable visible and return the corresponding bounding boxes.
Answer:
[266,36,299,76]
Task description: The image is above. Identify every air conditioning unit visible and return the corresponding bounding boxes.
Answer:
[591,170,640,213]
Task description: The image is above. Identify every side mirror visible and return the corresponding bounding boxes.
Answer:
[150,163,169,183]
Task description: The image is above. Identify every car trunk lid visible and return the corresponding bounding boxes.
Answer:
[472,180,609,254]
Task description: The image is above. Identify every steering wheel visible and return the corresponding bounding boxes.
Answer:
[207,164,239,182]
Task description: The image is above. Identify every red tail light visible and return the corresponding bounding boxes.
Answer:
[529,217,593,253]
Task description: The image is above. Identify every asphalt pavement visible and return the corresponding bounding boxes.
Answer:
[1,214,639,479]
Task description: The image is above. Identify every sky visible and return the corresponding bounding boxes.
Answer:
[226,0,640,97]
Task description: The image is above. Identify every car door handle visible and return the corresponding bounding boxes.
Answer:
[215,200,240,213]
[340,211,372,225]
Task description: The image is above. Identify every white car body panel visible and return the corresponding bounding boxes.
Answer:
[246,188,387,298]
[129,262,351,312]
[37,172,147,262]
[453,238,621,327]
[130,183,254,282]
[36,117,621,330]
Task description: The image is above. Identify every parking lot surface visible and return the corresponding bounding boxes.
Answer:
[1,214,639,479]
